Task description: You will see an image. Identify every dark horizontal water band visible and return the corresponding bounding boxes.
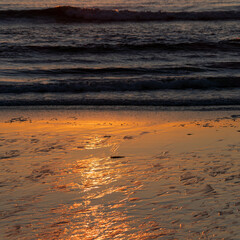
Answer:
[0,98,240,106]
[1,76,240,93]
[1,41,240,55]
[1,7,240,22]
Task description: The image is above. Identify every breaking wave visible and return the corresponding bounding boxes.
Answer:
[1,6,240,22]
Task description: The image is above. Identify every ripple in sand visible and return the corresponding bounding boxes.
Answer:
[5,117,31,123]
[225,174,240,181]
[204,164,231,177]
[26,165,55,181]
[193,210,209,219]
[0,150,20,159]
[180,172,204,185]
[186,184,216,195]
[123,136,134,140]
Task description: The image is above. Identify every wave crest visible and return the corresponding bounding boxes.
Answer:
[1,6,240,22]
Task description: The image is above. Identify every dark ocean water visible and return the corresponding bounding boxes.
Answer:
[0,0,240,107]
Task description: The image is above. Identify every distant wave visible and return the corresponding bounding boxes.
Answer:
[1,76,240,93]
[1,39,240,55]
[0,6,240,22]
[0,66,206,76]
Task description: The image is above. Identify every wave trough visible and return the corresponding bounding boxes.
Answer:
[1,39,240,55]
[1,76,240,94]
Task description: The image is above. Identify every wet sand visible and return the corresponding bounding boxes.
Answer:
[0,108,240,239]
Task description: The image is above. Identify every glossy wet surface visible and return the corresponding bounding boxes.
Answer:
[0,110,240,239]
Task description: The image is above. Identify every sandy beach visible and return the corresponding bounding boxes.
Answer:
[1,0,240,238]
[0,107,239,239]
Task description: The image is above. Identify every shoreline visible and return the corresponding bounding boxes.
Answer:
[1,105,240,119]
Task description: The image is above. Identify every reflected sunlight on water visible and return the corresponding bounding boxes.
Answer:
[0,110,240,239]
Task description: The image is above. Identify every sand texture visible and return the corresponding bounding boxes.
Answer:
[0,109,240,240]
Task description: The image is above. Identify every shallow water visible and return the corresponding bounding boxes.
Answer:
[0,110,240,239]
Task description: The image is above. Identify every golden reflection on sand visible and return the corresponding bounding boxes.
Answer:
[0,110,240,239]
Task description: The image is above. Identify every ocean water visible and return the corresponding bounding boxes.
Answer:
[0,0,240,107]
